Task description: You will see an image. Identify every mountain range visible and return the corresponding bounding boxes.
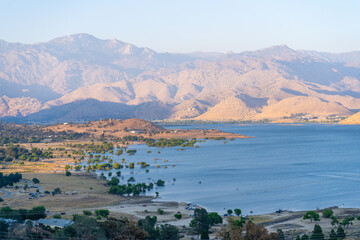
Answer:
[1,33,360,123]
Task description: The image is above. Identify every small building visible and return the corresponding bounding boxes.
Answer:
[37,218,73,229]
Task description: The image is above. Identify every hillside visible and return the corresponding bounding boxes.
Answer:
[195,96,258,121]
[1,34,360,122]
[45,118,249,140]
[339,111,360,124]
[254,96,352,121]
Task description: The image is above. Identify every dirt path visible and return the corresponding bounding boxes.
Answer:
[0,189,12,198]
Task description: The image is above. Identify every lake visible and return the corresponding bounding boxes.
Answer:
[92,124,360,215]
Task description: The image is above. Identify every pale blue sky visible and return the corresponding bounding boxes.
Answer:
[1,0,359,53]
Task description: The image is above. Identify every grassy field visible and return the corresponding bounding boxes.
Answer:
[2,172,125,214]
[0,141,98,174]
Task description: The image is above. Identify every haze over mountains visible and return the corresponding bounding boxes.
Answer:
[1,33,360,123]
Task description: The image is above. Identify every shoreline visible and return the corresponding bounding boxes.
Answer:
[3,172,360,238]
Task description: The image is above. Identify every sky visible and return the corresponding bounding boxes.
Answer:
[1,0,359,53]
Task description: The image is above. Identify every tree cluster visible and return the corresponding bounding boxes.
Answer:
[0,206,46,221]
[0,122,88,146]
[0,172,22,188]
[108,182,154,196]
[138,215,179,240]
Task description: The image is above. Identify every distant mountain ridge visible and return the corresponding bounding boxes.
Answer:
[1,33,360,123]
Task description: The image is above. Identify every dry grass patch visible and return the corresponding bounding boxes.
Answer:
[2,172,125,213]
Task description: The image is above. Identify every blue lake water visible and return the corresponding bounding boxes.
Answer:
[92,124,360,215]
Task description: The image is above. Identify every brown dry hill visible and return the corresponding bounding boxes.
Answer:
[339,111,360,124]
[254,96,352,120]
[195,96,258,121]
[119,118,165,131]
[47,118,165,135]
[83,118,165,132]
[46,118,250,139]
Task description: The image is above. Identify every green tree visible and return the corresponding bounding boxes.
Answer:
[234,208,241,217]
[193,208,209,236]
[27,206,46,220]
[0,221,8,235]
[158,224,179,240]
[83,210,92,216]
[340,216,354,228]
[322,208,334,218]
[227,209,233,216]
[208,212,222,226]
[329,229,337,240]
[331,215,339,226]
[156,179,165,186]
[107,177,119,186]
[55,214,106,240]
[157,208,164,215]
[138,215,159,239]
[64,164,71,171]
[301,234,309,240]
[103,217,148,240]
[310,224,324,240]
[303,211,320,222]
[200,230,209,239]
[174,213,182,220]
[54,187,61,194]
[95,209,109,218]
[32,178,40,184]
[277,229,285,240]
[336,226,346,239]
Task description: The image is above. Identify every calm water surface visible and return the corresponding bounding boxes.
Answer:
[94,124,360,215]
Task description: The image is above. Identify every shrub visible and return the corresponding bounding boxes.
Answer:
[156,179,165,186]
[322,208,333,218]
[174,213,182,220]
[83,210,92,216]
[157,208,164,215]
[65,171,71,176]
[95,209,109,218]
[32,178,40,184]
[208,212,223,225]
[53,214,61,219]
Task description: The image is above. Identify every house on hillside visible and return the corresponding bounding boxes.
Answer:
[36,218,73,229]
